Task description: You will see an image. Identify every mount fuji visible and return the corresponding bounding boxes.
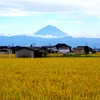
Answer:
[34,25,70,38]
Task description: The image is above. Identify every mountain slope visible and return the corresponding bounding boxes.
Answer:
[34,25,70,37]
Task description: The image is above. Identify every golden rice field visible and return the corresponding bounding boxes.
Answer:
[0,55,100,100]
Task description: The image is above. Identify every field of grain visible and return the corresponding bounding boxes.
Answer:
[0,57,100,100]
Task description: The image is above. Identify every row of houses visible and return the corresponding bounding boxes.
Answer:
[0,43,94,58]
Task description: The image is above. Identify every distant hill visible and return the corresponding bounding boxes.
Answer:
[0,35,100,48]
[0,25,100,48]
[34,25,70,38]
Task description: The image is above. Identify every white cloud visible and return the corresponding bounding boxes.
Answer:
[0,0,100,17]
[0,8,29,16]
[22,32,58,38]
[26,34,58,38]
[78,32,100,38]
[22,32,35,37]
[33,35,58,38]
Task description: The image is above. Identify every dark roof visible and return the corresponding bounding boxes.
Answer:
[0,46,10,49]
[77,46,93,50]
[73,47,83,50]
[33,47,41,50]
[41,46,55,48]
[15,47,34,51]
[73,46,93,51]
[55,43,71,48]
[15,46,42,52]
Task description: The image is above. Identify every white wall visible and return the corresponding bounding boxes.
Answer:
[59,48,70,53]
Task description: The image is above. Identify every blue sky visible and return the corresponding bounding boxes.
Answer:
[0,0,100,38]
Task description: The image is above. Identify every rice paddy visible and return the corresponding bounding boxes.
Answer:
[0,54,100,100]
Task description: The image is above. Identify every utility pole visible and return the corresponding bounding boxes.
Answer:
[86,43,87,46]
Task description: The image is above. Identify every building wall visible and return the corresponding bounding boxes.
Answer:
[73,49,85,54]
[16,49,34,58]
[59,47,70,53]
[73,46,93,54]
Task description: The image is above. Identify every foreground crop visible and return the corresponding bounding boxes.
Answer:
[0,58,100,100]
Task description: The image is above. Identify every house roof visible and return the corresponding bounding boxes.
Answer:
[77,46,93,50]
[55,43,71,48]
[73,46,93,51]
[0,46,10,49]
[15,46,42,52]
[15,47,35,51]
[41,46,55,48]
[73,48,83,50]
[33,47,41,50]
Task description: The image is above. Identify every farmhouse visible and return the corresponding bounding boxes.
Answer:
[73,46,93,54]
[0,46,12,54]
[55,43,71,54]
[15,47,42,58]
[41,46,58,53]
